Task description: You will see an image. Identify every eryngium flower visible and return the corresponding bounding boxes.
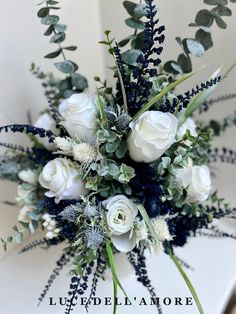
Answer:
[115,113,131,132]
[84,226,104,250]
[84,204,98,218]
[59,205,78,222]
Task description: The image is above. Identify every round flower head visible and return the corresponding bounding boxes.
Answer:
[176,160,212,203]
[127,111,178,163]
[103,195,138,252]
[39,158,87,203]
[58,93,97,142]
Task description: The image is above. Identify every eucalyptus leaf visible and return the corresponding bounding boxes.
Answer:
[64,46,77,51]
[58,77,72,92]
[13,232,23,244]
[55,61,75,74]
[134,4,147,19]
[186,39,205,57]
[175,37,183,48]
[213,5,232,16]
[195,9,214,27]
[54,23,67,32]
[132,31,144,49]
[123,1,137,17]
[177,54,192,73]
[122,49,141,66]
[119,37,131,47]
[195,29,213,50]
[50,32,66,43]
[214,15,227,28]
[71,73,88,90]
[37,7,50,18]
[63,89,74,98]
[70,61,79,72]
[171,62,183,74]
[48,0,59,4]
[163,61,180,75]
[204,0,227,4]
[44,25,54,36]
[41,15,59,25]
[125,18,145,30]
[44,49,61,58]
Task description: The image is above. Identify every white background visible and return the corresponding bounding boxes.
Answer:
[0,1,236,314]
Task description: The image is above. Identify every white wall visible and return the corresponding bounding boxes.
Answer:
[0,1,236,314]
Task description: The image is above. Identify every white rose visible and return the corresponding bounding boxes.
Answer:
[127,111,178,163]
[58,93,97,142]
[39,158,87,203]
[104,195,138,252]
[34,113,59,151]
[177,117,197,141]
[18,169,38,185]
[176,162,212,203]
[18,205,34,223]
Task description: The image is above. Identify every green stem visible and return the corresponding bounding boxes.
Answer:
[169,252,205,314]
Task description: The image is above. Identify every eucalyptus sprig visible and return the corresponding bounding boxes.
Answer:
[37,0,88,98]
[164,0,236,74]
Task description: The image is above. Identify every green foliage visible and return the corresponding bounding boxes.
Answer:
[118,1,146,51]
[36,0,88,94]
[164,0,235,74]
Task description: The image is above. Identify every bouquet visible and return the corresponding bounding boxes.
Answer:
[1,0,236,313]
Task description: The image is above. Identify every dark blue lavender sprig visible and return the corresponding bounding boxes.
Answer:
[160,76,222,113]
[0,142,31,153]
[19,238,50,254]
[199,93,236,114]
[127,247,162,314]
[38,250,75,306]
[196,225,236,240]
[210,147,236,165]
[0,124,56,143]
[115,0,165,116]
[65,262,94,314]
[85,255,106,312]
[129,0,165,115]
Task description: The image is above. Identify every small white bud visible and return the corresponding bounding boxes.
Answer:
[46,231,54,239]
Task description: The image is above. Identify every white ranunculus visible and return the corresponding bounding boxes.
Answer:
[127,111,178,163]
[34,113,59,151]
[104,195,138,252]
[177,117,197,141]
[58,93,97,142]
[176,162,212,203]
[39,158,87,203]
[18,169,38,185]
[18,205,33,223]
